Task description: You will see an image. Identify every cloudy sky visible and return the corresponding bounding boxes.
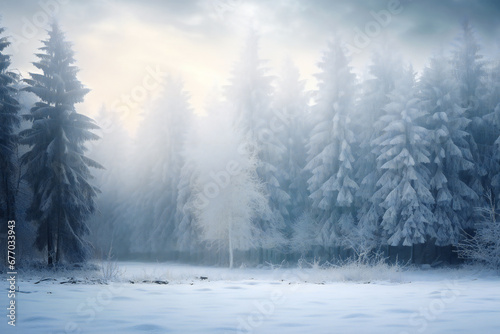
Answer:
[2,0,500,131]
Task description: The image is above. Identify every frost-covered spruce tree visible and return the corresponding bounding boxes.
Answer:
[190,102,272,268]
[0,24,20,230]
[20,23,101,265]
[451,21,488,209]
[290,212,323,257]
[452,21,487,119]
[305,39,358,251]
[128,77,192,255]
[226,30,287,256]
[354,45,402,251]
[174,121,201,259]
[372,66,435,250]
[174,158,199,257]
[273,59,310,238]
[484,61,500,203]
[420,54,478,245]
[484,61,500,113]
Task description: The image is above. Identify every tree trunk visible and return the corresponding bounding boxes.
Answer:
[55,224,62,264]
[228,223,234,269]
[55,194,62,264]
[47,223,54,266]
[55,132,63,265]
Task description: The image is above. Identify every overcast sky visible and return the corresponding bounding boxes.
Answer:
[2,0,500,131]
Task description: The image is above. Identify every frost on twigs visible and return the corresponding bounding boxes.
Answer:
[99,247,124,283]
[297,253,405,283]
[457,192,500,272]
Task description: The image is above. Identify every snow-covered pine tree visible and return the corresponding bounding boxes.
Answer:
[128,77,192,256]
[273,59,310,242]
[305,38,359,254]
[226,30,287,259]
[420,54,479,246]
[484,60,500,113]
[290,211,322,258]
[11,86,39,261]
[372,66,435,252]
[174,156,199,259]
[484,60,500,204]
[20,23,102,265]
[173,113,203,260]
[451,21,487,119]
[354,44,403,252]
[450,20,488,211]
[0,24,20,232]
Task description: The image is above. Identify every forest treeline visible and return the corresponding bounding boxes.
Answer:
[1,20,500,268]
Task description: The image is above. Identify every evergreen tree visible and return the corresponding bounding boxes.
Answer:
[484,60,500,112]
[20,23,101,265]
[451,21,488,209]
[484,60,500,204]
[290,212,322,257]
[373,67,435,248]
[305,39,358,250]
[173,113,205,259]
[451,21,487,118]
[128,77,192,255]
[8,84,40,261]
[272,59,310,239]
[226,30,287,255]
[0,24,20,232]
[421,54,479,245]
[354,45,402,251]
[174,156,199,257]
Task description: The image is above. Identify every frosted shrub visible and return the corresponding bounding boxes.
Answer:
[99,248,124,282]
[458,195,500,271]
[297,253,404,283]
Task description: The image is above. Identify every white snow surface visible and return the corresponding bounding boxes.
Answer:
[1,262,500,334]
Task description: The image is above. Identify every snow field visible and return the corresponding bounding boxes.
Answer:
[1,263,499,333]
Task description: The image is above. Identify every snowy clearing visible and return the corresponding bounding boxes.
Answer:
[1,262,500,334]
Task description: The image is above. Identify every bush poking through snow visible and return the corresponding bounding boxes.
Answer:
[99,248,124,282]
[297,254,405,283]
[457,193,500,271]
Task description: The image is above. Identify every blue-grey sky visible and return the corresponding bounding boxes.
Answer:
[2,0,500,129]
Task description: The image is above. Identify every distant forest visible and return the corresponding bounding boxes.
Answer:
[1,19,500,268]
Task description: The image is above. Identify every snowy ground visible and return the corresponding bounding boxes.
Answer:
[1,262,500,334]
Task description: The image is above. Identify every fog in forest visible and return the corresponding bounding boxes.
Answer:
[2,0,500,268]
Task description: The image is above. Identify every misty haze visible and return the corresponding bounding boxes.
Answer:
[1,0,500,333]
